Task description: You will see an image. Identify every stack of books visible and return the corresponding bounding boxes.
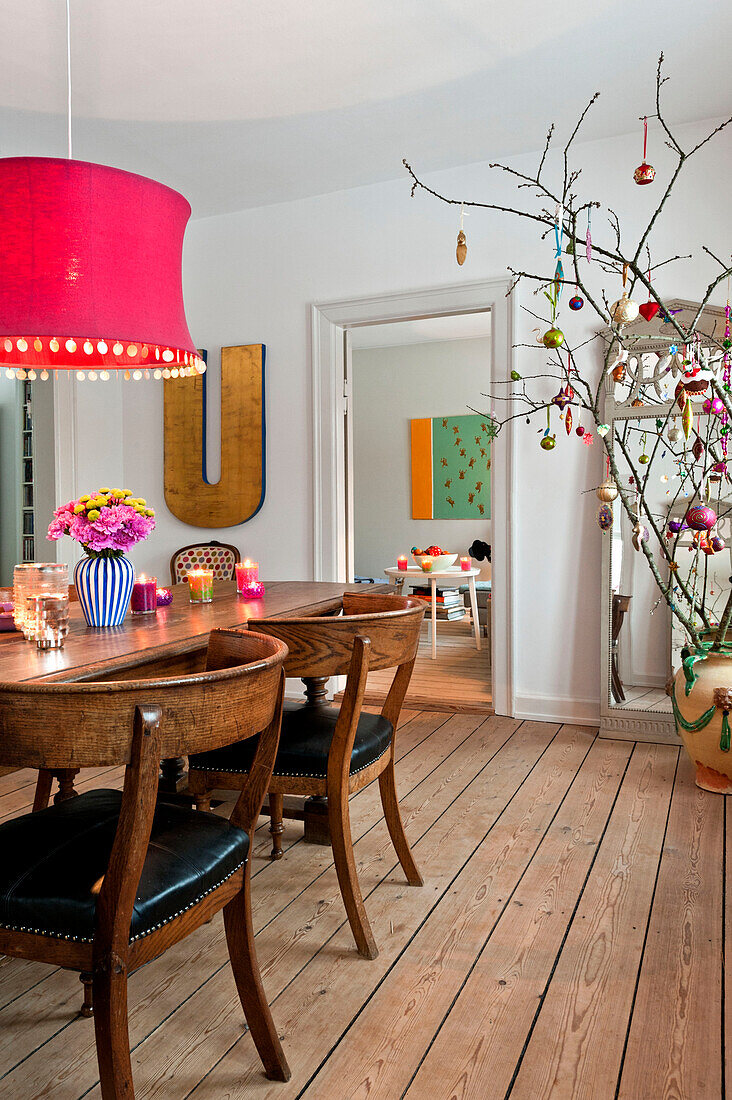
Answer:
[409,584,466,620]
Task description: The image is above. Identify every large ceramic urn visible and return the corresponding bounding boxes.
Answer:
[672,645,732,793]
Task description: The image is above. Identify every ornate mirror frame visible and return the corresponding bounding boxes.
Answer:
[599,299,726,742]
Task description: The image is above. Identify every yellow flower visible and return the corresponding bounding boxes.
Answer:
[79,495,90,503]
[98,487,110,494]
[136,498,146,506]
[74,503,85,514]
[87,509,100,520]
[121,489,132,497]
[144,508,155,517]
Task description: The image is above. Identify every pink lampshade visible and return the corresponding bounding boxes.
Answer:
[0,156,204,380]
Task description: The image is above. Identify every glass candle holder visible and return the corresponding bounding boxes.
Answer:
[460,557,471,571]
[31,593,69,649]
[156,587,173,607]
[14,563,69,639]
[420,557,434,573]
[235,559,259,593]
[397,555,408,571]
[188,569,214,603]
[130,574,157,615]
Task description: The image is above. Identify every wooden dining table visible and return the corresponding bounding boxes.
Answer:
[0,579,385,797]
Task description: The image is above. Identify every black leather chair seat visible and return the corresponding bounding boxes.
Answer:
[0,789,248,944]
[190,700,394,779]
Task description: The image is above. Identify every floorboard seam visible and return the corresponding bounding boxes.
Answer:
[398,727,600,1098]
[612,747,680,1100]
[501,743,637,1100]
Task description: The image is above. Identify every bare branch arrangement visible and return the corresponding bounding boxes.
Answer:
[404,54,732,652]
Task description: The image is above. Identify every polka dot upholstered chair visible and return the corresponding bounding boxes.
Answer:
[169,541,241,584]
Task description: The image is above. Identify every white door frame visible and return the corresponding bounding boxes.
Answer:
[310,278,517,718]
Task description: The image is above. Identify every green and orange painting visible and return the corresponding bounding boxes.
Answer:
[410,414,491,520]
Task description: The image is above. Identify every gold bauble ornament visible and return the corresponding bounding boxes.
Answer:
[610,292,640,324]
[456,230,467,266]
[596,477,618,503]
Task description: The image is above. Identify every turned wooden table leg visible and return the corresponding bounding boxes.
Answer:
[79,972,94,1018]
[301,677,333,846]
[53,769,80,803]
[159,756,187,794]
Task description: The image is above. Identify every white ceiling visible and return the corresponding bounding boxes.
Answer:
[0,0,729,217]
[351,313,491,349]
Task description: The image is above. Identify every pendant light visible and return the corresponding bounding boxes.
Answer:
[0,1,203,382]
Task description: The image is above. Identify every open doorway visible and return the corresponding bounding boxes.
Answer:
[347,313,493,712]
[311,278,516,718]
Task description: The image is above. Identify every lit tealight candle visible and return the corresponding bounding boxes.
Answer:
[130,574,157,615]
[420,557,433,573]
[397,555,408,571]
[156,586,173,607]
[187,569,214,603]
[460,557,471,571]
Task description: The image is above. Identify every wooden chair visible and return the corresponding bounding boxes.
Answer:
[188,592,426,960]
[0,629,291,1098]
[169,540,240,584]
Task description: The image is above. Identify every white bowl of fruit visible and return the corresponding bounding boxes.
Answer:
[411,545,458,572]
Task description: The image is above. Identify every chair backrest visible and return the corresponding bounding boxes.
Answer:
[248,592,425,678]
[170,540,240,584]
[0,629,287,771]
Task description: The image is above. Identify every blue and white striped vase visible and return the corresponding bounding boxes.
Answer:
[74,554,134,628]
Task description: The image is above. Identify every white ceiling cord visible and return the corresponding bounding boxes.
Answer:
[66,0,73,158]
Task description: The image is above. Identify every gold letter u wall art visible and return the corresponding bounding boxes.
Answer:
[163,344,266,528]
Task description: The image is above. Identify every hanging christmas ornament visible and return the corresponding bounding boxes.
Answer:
[612,362,627,383]
[582,432,594,446]
[569,294,584,311]
[692,437,705,462]
[542,327,565,348]
[597,503,613,531]
[685,504,717,531]
[576,425,585,437]
[703,396,726,416]
[668,518,686,534]
[638,453,650,464]
[711,535,726,553]
[639,300,660,322]
[700,534,715,556]
[597,424,610,437]
[455,203,468,265]
[682,395,693,440]
[510,369,521,381]
[565,406,573,435]
[596,477,618,503]
[585,208,592,264]
[632,522,650,551]
[633,117,656,185]
[551,386,572,411]
[667,419,682,443]
[540,435,556,450]
[611,265,639,325]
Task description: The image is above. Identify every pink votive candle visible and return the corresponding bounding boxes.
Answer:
[397,555,408,571]
[130,574,157,615]
[460,557,471,571]
[188,569,214,603]
[235,559,259,594]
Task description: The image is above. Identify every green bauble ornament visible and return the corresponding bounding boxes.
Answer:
[542,328,565,349]
[638,453,650,465]
[510,370,521,381]
[540,435,556,451]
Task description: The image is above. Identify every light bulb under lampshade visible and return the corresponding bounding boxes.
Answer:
[0,157,205,379]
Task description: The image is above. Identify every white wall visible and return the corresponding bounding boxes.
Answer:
[0,375,21,585]
[65,116,731,722]
[352,337,492,581]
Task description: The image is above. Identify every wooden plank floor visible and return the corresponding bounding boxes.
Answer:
[0,712,725,1099]
[346,619,493,713]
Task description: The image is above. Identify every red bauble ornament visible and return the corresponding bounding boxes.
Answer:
[634,162,656,185]
[575,425,584,437]
[638,301,660,322]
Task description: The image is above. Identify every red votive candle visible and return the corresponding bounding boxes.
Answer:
[130,574,157,615]
[188,569,214,603]
[397,555,408,571]
[235,559,259,594]
[460,557,471,571]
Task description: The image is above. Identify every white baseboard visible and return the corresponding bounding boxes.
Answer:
[512,692,600,727]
